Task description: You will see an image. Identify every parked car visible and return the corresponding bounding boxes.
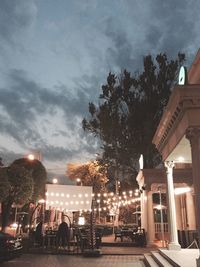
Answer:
[0,231,22,262]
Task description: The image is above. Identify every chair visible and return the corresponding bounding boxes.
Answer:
[114,228,123,242]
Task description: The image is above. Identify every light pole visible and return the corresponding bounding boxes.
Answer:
[76,178,82,186]
[30,199,45,228]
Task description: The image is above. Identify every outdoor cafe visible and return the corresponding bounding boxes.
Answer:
[28,184,146,253]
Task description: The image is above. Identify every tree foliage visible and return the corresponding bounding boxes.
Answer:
[0,167,10,202]
[0,163,33,230]
[0,158,47,230]
[67,161,108,193]
[12,158,47,201]
[83,53,185,175]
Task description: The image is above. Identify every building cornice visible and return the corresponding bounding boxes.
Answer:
[153,85,200,153]
[136,168,192,190]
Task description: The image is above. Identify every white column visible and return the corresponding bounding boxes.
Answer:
[165,161,181,250]
[186,128,200,234]
[147,191,155,245]
[180,194,187,230]
[186,191,196,230]
[175,195,182,230]
[141,190,147,231]
[186,127,200,266]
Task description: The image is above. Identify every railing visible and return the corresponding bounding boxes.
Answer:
[155,223,168,233]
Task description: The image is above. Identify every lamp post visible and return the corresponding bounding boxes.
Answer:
[30,199,45,228]
[76,178,82,186]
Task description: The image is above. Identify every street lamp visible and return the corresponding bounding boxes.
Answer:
[27,151,42,161]
[27,154,35,161]
[52,178,58,184]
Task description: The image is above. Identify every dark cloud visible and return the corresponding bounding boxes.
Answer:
[104,17,140,72]
[0,0,36,41]
[146,0,200,58]
[0,147,24,166]
[0,0,37,46]
[1,0,200,172]
[0,68,100,164]
[103,0,200,71]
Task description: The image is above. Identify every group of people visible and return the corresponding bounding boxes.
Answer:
[35,217,69,248]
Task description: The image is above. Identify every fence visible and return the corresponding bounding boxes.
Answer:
[155,223,168,233]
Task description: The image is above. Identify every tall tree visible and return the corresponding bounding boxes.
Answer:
[0,158,47,231]
[83,53,185,184]
[12,158,47,201]
[0,164,33,231]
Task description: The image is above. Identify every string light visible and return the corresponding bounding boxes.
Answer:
[46,188,140,212]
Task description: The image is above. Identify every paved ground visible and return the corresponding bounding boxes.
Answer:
[23,233,157,256]
[1,254,145,267]
[101,246,154,255]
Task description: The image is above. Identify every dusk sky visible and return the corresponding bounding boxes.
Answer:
[0,0,200,182]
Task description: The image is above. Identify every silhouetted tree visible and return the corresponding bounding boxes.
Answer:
[12,158,47,201]
[0,164,33,231]
[83,53,185,186]
[0,158,47,231]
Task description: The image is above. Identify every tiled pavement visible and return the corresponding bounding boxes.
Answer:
[101,246,154,255]
[12,234,156,267]
[1,254,145,267]
[24,233,156,255]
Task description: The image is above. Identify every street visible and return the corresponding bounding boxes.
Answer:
[2,254,145,267]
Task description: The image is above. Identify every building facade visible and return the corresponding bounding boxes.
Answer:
[137,49,200,250]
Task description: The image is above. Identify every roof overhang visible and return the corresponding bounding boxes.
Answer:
[136,168,192,191]
[153,84,200,162]
[153,50,200,163]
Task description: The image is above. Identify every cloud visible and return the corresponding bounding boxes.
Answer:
[104,18,138,72]
[103,0,200,70]
[145,0,200,58]
[1,0,200,174]
[0,68,100,166]
[0,0,37,46]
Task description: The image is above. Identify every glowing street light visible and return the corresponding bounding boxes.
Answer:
[52,178,58,184]
[27,154,35,160]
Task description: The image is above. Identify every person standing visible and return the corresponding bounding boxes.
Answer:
[56,217,69,249]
